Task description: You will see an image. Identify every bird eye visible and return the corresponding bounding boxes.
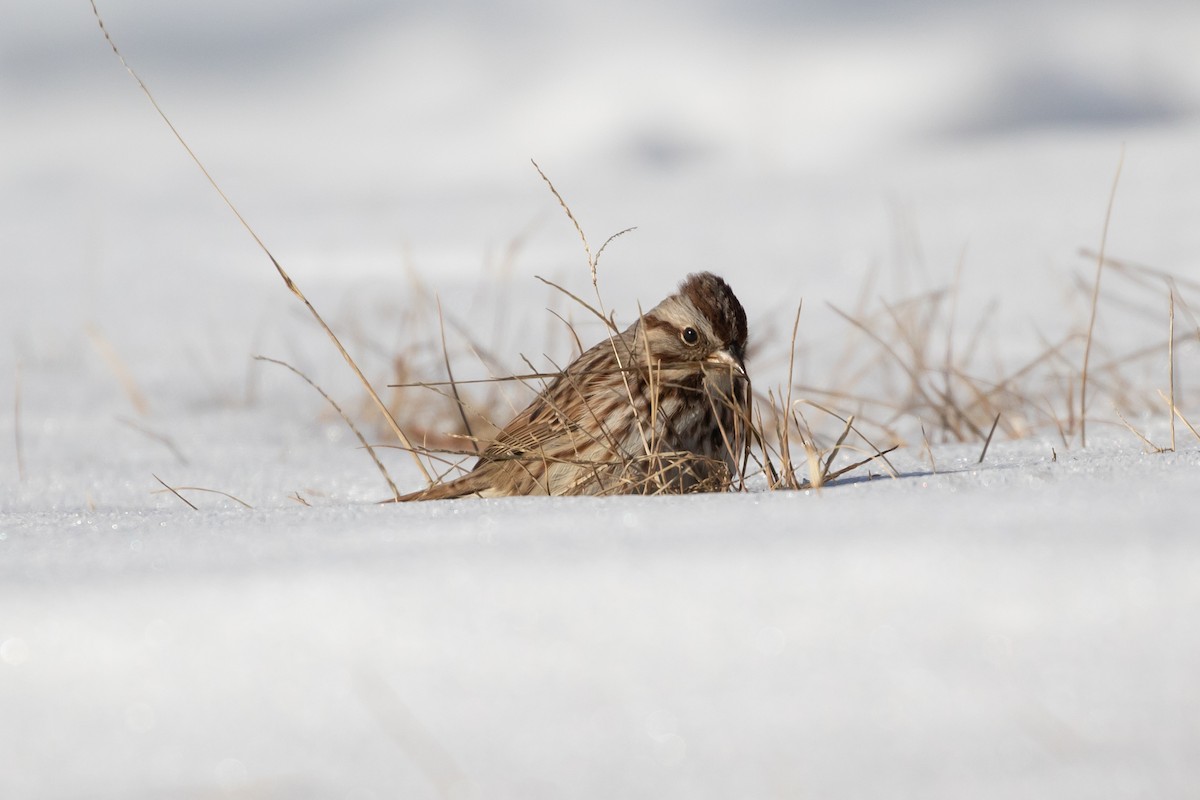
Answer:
[681,327,699,345]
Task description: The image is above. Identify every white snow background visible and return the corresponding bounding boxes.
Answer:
[3,0,1200,797]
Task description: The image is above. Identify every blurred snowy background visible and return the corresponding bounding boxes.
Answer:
[5,0,1200,338]
[3,1,1200,797]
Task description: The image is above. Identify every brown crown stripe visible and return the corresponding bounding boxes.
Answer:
[679,272,748,353]
[642,315,678,336]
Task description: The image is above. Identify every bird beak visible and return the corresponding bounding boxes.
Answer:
[704,348,746,377]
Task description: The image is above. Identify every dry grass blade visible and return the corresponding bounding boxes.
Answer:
[921,424,936,472]
[534,275,618,332]
[437,303,515,377]
[1158,390,1200,444]
[820,414,856,483]
[388,371,565,389]
[530,162,629,343]
[827,303,945,428]
[436,296,477,454]
[257,356,402,501]
[13,357,25,481]
[118,416,188,464]
[86,324,149,415]
[943,247,966,389]
[820,445,900,484]
[531,159,595,283]
[1080,249,1200,296]
[153,474,198,510]
[749,404,780,487]
[803,440,825,490]
[594,226,638,266]
[1089,332,1197,375]
[977,412,1002,464]
[1114,408,1162,453]
[90,0,432,487]
[781,302,804,485]
[802,401,900,478]
[547,309,586,357]
[156,485,255,509]
[1080,146,1125,448]
[1168,286,1176,452]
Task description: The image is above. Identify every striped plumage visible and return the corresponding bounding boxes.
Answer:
[401,272,750,499]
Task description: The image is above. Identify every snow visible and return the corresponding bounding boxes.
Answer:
[3,0,1200,796]
[4,443,1200,797]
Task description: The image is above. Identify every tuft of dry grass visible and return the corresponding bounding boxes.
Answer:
[382,165,912,498]
[273,157,1196,500]
[92,0,1196,501]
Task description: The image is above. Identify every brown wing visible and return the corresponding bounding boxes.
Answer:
[481,374,573,460]
[479,328,640,464]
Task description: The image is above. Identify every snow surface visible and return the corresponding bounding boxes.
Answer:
[4,0,1200,797]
